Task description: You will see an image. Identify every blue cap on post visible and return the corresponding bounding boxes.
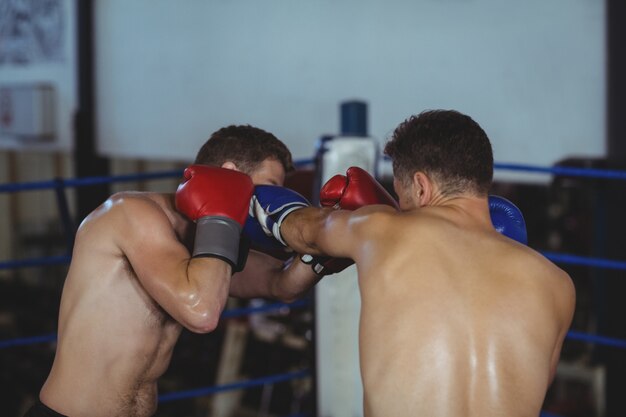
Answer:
[340,100,368,137]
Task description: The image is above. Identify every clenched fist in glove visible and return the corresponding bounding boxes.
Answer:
[488,195,527,245]
[304,167,399,275]
[243,185,311,251]
[175,165,254,272]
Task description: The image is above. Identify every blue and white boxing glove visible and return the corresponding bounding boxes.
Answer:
[243,185,310,251]
[489,195,528,245]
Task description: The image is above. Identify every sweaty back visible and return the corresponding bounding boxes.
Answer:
[354,207,568,417]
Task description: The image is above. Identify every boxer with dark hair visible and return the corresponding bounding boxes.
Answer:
[26,125,322,417]
[250,110,575,417]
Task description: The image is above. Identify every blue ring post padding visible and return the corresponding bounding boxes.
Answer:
[340,100,368,137]
[294,158,315,168]
[158,369,311,403]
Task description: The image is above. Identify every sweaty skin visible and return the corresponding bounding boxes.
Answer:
[39,159,319,417]
[281,195,575,417]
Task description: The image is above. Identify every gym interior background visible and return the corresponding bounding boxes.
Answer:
[1,0,625,416]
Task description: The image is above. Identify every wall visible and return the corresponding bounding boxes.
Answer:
[95,0,605,167]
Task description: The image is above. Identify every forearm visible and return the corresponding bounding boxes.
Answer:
[280,207,333,255]
[230,252,320,303]
[229,251,285,299]
[269,257,322,303]
[158,257,232,333]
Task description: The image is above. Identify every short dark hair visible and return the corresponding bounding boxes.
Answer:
[384,110,493,196]
[194,125,294,174]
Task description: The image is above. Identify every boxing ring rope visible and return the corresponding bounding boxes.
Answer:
[1,161,626,335]
[0,299,311,349]
[0,297,313,410]
[1,158,625,416]
[0,254,72,270]
[158,369,311,404]
[1,159,625,272]
[0,169,185,193]
[493,161,626,181]
[4,325,624,353]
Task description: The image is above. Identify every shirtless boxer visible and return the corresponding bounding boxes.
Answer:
[250,110,576,417]
[24,125,324,417]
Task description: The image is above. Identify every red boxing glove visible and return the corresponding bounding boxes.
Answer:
[176,165,253,224]
[303,167,398,276]
[176,165,254,271]
[320,166,399,210]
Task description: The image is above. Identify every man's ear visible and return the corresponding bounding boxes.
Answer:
[412,172,433,206]
[221,161,238,171]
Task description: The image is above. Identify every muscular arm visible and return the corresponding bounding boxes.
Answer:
[280,205,395,259]
[106,194,231,333]
[229,251,322,303]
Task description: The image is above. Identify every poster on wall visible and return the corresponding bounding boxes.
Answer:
[0,0,65,65]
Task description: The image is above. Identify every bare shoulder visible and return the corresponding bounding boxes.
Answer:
[83,191,169,221]
[311,205,398,259]
[525,246,572,287]
[546,258,576,309]
[518,245,576,315]
[348,204,399,230]
[77,192,175,241]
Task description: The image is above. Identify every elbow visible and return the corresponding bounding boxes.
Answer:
[186,316,219,334]
[276,292,299,305]
[273,286,307,304]
[180,303,223,334]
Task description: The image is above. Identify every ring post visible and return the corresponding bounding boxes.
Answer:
[314,100,377,417]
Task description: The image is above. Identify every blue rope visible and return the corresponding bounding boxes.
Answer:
[0,300,311,349]
[158,369,310,403]
[2,159,625,194]
[567,330,626,349]
[0,333,57,349]
[0,159,617,416]
[5,251,625,272]
[2,320,625,352]
[542,251,626,271]
[0,255,71,270]
[221,299,311,319]
[0,158,315,194]
[495,162,626,181]
[63,171,184,188]
[540,412,566,417]
[0,170,184,193]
